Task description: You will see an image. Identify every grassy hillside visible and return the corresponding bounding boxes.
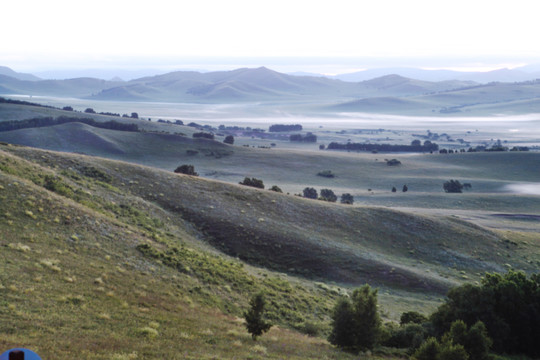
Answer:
[1,144,538,358]
[0,145,360,359]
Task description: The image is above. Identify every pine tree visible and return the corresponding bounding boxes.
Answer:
[328,285,382,352]
[244,293,272,340]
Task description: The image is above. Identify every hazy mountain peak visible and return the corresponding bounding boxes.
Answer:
[0,65,41,81]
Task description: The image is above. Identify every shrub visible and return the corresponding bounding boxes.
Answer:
[443,180,463,193]
[386,159,401,166]
[319,189,337,202]
[384,323,427,350]
[302,187,317,199]
[269,185,282,193]
[300,321,323,337]
[317,170,335,178]
[239,177,264,189]
[411,337,440,360]
[193,132,214,140]
[174,165,198,176]
[340,193,354,204]
[223,135,234,144]
[401,311,428,325]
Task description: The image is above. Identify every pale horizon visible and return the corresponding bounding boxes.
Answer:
[3,0,540,75]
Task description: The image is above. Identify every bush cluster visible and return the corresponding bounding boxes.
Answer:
[239,177,264,189]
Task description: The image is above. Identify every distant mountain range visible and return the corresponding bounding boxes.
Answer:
[330,66,540,83]
[0,66,475,101]
[2,65,540,115]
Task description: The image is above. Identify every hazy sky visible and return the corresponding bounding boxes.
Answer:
[3,0,540,73]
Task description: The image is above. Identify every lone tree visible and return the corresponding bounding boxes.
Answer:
[320,189,337,202]
[329,285,382,352]
[174,164,198,176]
[244,293,272,340]
[223,135,234,144]
[269,185,282,193]
[443,179,463,193]
[303,187,318,199]
[340,193,354,204]
[402,184,408,192]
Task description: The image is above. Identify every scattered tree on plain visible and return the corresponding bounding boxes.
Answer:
[174,164,198,176]
[269,124,302,132]
[193,132,215,140]
[402,184,408,192]
[223,135,234,144]
[319,189,337,202]
[317,170,335,178]
[443,180,463,193]
[303,187,318,199]
[239,177,264,189]
[340,193,354,204]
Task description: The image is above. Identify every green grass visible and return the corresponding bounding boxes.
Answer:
[1,143,538,359]
[0,151,357,359]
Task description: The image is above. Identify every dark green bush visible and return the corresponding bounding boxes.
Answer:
[319,189,337,202]
[174,164,198,176]
[239,177,264,189]
[302,187,317,199]
[443,179,463,193]
[340,193,354,204]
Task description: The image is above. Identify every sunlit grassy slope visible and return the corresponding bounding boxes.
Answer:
[1,143,539,359]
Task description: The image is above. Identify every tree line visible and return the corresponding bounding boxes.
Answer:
[269,124,303,132]
[0,116,139,132]
[327,141,439,152]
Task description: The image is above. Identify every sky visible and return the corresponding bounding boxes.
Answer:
[2,0,540,74]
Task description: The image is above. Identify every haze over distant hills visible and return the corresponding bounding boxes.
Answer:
[2,65,540,115]
[0,65,41,81]
[330,66,540,83]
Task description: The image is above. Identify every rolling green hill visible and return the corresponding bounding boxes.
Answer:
[1,145,538,358]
